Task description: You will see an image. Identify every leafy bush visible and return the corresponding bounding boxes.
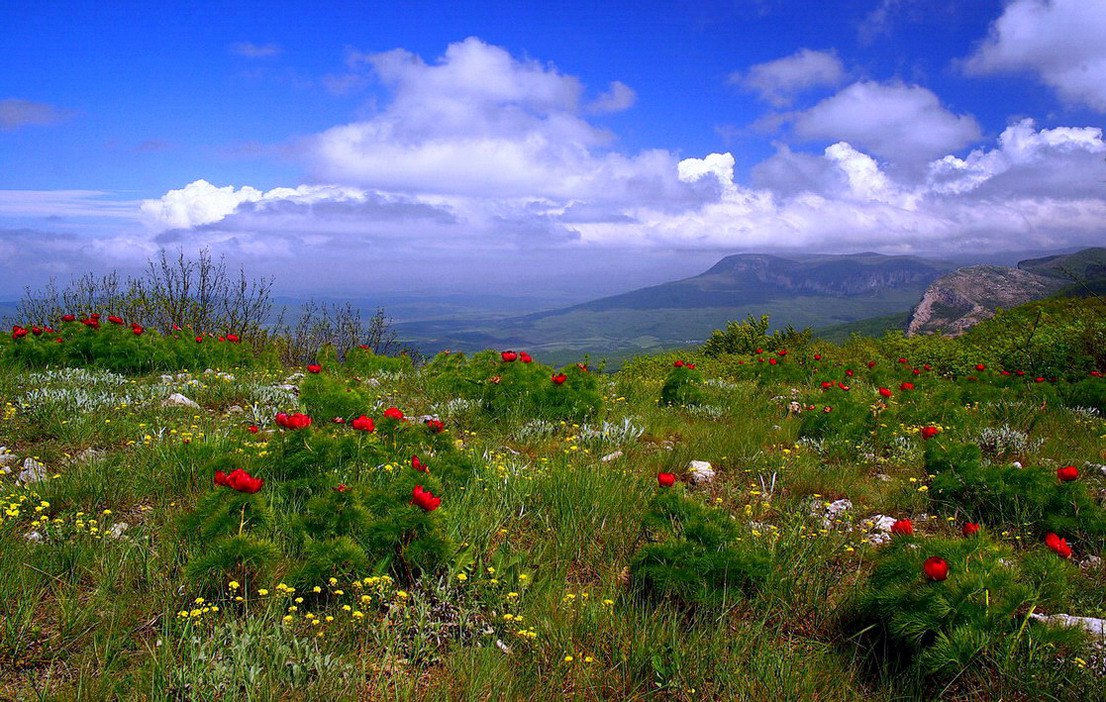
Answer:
[702,314,812,358]
[926,442,1106,545]
[422,350,602,421]
[658,365,705,407]
[845,533,1085,680]
[631,489,769,608]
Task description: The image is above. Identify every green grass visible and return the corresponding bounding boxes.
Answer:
[1,308,1105,700]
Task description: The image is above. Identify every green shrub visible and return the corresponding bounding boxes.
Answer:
[631,489,769,608]
[658,365,705,407]
[926,442,1106,545]
[845,533,1085,680]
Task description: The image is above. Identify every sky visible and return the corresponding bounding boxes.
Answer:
[2,0,1106,302]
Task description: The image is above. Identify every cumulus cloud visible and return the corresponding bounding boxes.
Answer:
[789,81,982,163]
[69,39,1106,297]
[231,42,282,58]
[732,49,845,107]
[964,0,1106,111]
[306,37,691,202]
[928,119,1106,196]
[0,98,73,130]
[587,81,637,113]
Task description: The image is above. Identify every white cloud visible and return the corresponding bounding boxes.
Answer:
[733,49,845,107]
[77,39,1106,296]
[928,118,1106,195]
[789,81,981,163]
[587,81,636,114]
[139,180,373,230]
[964,0,1106,111]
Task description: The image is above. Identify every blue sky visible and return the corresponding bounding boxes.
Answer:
[2,0,1105,299]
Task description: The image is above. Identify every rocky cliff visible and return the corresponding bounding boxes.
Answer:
[907,265,1065,336]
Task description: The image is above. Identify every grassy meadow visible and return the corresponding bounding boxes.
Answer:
[1,300,1105,701]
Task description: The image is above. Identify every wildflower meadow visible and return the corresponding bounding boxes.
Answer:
[1,299,1105,701]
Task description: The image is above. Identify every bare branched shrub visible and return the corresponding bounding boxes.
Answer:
[271,302,398,364]
[13,248,406,364]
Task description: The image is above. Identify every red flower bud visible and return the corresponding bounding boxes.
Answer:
[923,556,948,581]
[891,518,913,536]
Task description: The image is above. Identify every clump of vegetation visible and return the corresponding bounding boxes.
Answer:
[845,533,1085,682]
[631,488,769,608]
[658,362,705,407]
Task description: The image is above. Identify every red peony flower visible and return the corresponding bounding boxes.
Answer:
[195,336,203,343]
[879,387,892,398]
[31,326,42,336]
[424,418,445,433]
[768,357,778,365]
[276,412,312,430]
[519,352,532,363]
[813,354,822,361]
[1057,465,1079,482]
[1091,370,1103,378]
[867,361,876,369]
[551,373,567,385]
[845,369,854,377]
[306,364,322,374]
[214,470,229,487]
[55,337,64,343]
[962,522,980,537]
[351,415,375,432]
[247,425,259,434]
[685,363,696,369]
[891,518,913,536]
[225,468,263,493]
[61,314,76,323]
[674,360,685,367]
[756,348,763,354]
[11,325,28,340]
[923,364,932,371]
[577,363,589,373]
[108,315,124,325]
[923,556,949,581]
[132,324,144,336]
[778,349,788,356]
[822,406,832,413]
[1035,376,1045,383]
[501,350,518,362]
[383,406,405,421]
[657,472,676,488]
[411,485,441,512]
[821,381,834,389]
[332,417,346,424]
[82,317,100,329]
[900,382,914,391]
[838,382,850,391]
[975,364,986,371]
[1045,532,1073,559]
[411,455,428,472]
[897,357,907,364]
[912,368,921,375]
[334,484,348,492]
[226,333,240,343]
[920,426,940,440]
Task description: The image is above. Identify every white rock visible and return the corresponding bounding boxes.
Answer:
[17,458,46,485]
[107,522,130,539]
[863,515,898,545]
[1030,613,1106,640]
[365,378,381,387]
[687,460,715,484]
[1082,555,1103,569]
[162,393,200,409]
[824,499,853,526]
[24,531,43,543]
[226,405,244,414]
[600,450,623,463]
[0,452,18,469]
[1012,461,1023,469]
